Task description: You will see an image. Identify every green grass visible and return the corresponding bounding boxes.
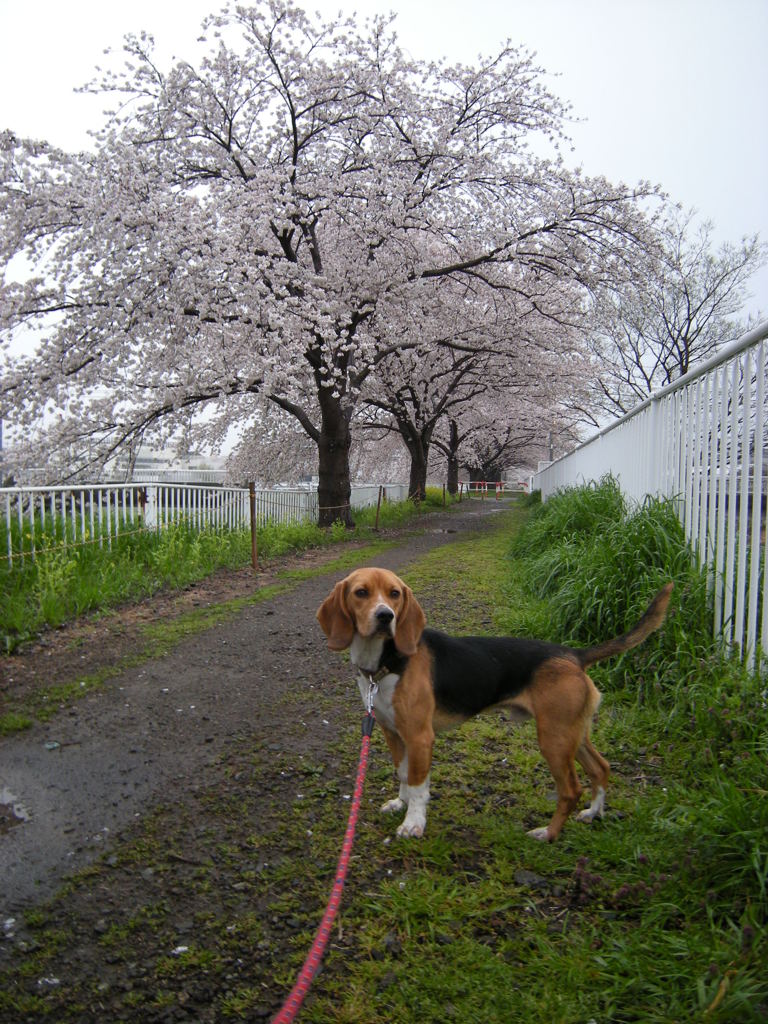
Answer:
[0,488,453,653]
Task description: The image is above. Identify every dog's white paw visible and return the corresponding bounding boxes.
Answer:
[576,807,601,823]
[576,787,606,823]
[380,797,406,814]
[526,825,553,842]
[396,816,426,838]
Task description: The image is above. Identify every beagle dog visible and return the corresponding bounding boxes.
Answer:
[317,567,673,842]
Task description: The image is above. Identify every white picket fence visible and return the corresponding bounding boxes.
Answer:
[0,481,409,568]
[531,318,768,665]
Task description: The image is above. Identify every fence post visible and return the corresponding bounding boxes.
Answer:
[442,483,446,507]
[374,485,383,531]
[249,482,258,571]
[143,485,158,529]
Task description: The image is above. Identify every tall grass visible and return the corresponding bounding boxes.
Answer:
[511,476,709,647]
[0,524,253,652]
[511,477,767,731]
[504,479,768,1003]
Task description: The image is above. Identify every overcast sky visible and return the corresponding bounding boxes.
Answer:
[1,0,766,319]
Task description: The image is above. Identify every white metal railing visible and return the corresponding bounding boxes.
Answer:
[0,481,410,567]
[531,318,768,665]
[0,483,251,566]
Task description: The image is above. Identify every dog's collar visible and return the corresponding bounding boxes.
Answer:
[356,665,392,716]
[352,637,408,681]
[354,663,392,686]
[361,665,392,684]
[351,635,401,681]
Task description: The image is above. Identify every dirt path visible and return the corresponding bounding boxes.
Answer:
[0,501,510,927]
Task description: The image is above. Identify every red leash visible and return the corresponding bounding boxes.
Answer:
[271,692,377,1024]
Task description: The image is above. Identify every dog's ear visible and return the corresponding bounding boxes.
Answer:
[394,583,426,656]
[316,579,355,651]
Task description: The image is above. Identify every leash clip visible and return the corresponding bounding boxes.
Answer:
[362,676,378,737]
[364,676,379,715]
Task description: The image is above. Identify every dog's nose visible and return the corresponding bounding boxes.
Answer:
[376,607,395,625]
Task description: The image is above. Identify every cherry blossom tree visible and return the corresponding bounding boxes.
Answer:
[432,354,588,490]
[359,345,489,500]
[1,1,661,524]
[586,210,767,419]
[359,268,590,497]
[453,407,574,484]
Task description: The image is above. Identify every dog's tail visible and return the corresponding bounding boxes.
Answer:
[575,582,674,668]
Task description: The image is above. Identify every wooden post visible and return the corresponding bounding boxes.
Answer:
[249,482,258,571]
[442,482,446,507]
[374,485,383,530]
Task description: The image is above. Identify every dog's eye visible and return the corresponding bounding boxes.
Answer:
[390,588,401,598]
[354,587,368,598]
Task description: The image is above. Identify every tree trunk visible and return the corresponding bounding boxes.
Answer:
[408,448,428,503]
[446,456,459,495]
[317,390,354,528]
[391,414,432,502]
[446,420,460,494]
